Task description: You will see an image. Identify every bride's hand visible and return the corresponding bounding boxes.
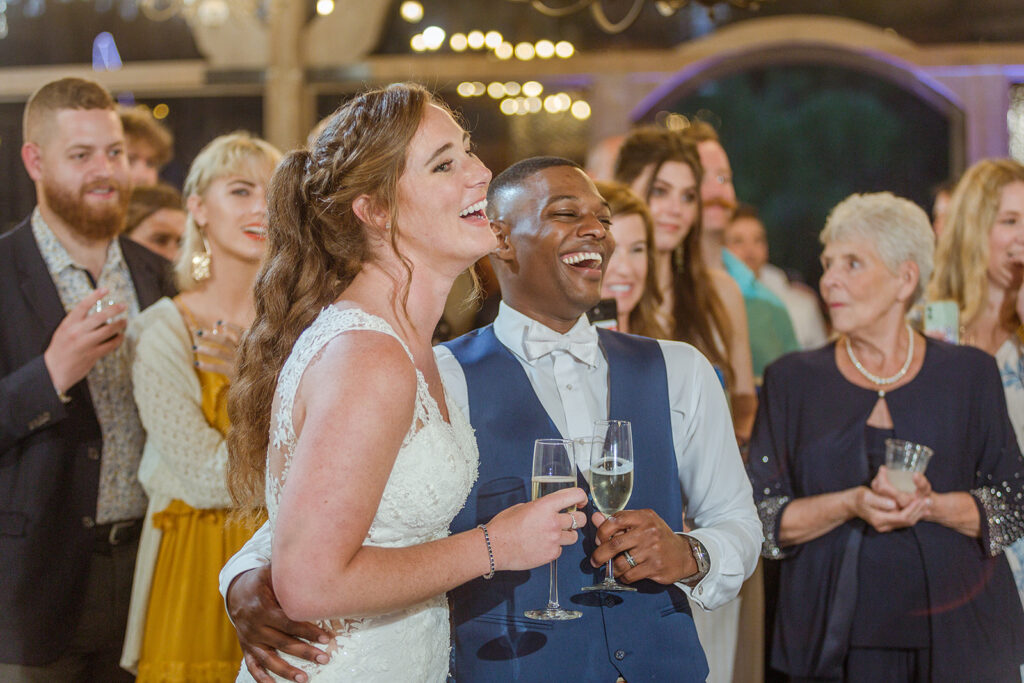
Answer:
[486,487,588,572]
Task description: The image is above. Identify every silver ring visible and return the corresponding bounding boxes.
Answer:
[568,514,578,531]
[623,550,637,568]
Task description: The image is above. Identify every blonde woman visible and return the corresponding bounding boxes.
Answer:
[928,157,1024,606]
[121,132,282,681]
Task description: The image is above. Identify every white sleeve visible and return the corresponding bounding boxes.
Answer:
[659,340,762,611]
[130,299,232,508]
[218,520,273,603]
[434,344,471,422]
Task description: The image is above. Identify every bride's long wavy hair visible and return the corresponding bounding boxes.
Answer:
[226,83,437,513]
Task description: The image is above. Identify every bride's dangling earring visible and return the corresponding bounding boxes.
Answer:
[191,230,212,282]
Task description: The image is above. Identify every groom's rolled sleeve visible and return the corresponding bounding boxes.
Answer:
[659,341,762,611]
[219,520,274,608]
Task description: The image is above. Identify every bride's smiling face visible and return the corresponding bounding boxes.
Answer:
[392,104,495,274]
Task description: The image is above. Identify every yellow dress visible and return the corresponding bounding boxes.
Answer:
[136,301,265,683]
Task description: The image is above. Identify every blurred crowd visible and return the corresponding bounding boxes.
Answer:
[2,74,1024,683]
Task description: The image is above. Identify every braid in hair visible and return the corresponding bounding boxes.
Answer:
[227,83,434,513]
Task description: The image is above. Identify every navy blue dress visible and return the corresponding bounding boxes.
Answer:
[748,339,1024,681]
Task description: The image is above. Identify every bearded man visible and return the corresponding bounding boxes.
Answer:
[0,77,174,681]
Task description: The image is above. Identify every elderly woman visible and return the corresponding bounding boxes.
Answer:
[748,192,1024,681]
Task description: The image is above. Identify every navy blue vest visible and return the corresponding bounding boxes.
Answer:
[443,325,709,682]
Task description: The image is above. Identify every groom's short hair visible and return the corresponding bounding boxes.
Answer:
[487,156,584,216]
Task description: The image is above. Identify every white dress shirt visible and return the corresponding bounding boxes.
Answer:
[220,302,762,612]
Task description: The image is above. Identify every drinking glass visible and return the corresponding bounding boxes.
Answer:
[884,438,934,493]
[582,420,637,592]
[524,438,582,621]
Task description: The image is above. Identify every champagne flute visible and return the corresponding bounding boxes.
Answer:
[524,438,582,621]
[582,419,637,592]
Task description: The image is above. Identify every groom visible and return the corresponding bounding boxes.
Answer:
[221,157,761,681]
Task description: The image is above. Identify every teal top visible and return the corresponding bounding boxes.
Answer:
[722,249,799,378]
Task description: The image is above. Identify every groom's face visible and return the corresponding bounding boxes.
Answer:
[492,165,614,331]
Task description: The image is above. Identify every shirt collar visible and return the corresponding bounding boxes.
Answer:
[31,206,125,279]
[493,300,599,366]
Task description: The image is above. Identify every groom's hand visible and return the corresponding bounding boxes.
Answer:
[589,509,696,585]
[227,565,332,683]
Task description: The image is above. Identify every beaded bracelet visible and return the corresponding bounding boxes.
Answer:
[477,524,495,580]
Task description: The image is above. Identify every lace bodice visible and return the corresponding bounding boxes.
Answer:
[249,306,478,682]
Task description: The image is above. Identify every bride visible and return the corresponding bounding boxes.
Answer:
[226,83,586,681]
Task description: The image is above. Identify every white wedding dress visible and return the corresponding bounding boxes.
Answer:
[237,306,478,682]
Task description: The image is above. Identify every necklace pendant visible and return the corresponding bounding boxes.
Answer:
[878,389,886,398]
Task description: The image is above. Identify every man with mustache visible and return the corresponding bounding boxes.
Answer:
[219,157,761,682]
[684,121,798,683]
[0,77,174,681]
[685,121,798,379]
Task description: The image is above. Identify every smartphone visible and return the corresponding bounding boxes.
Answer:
[586,298,618,330]
[924,300,959,344]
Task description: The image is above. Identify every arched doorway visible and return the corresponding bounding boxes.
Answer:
[631,29,965,285]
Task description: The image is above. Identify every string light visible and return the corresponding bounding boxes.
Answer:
[450,32,468,51]
[316,0,335,16]
[484,30,504,49]
[535,39,555,58]
[399,1,424,23]
[522,81,544,97]
[570,100,592,120]
[467,30,485,49]
[514,42,535,60]
[422,25,446,50]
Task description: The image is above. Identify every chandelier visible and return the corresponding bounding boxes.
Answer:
[505,0,771,34]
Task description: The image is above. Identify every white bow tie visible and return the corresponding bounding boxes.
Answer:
[522,324,600,367]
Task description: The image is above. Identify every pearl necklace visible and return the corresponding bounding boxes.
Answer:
[844,323,914,398]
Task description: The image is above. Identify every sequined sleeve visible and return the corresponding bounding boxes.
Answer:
[971,483,1024,556]
[968,345,1024,557]
[757,495,792,559]
[747,360,799,560]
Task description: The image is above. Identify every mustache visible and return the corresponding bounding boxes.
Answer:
[81,178,126,196]
[705,198,737,211]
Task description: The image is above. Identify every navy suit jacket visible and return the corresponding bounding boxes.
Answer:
[0,217,175,665]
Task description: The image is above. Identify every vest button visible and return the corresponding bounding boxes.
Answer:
[82,516,95,528]
[614,649,626,661]
[86,447,100,460]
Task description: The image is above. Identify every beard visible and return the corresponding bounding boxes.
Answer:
[42,178,129,241]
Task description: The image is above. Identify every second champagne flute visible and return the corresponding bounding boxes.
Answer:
[582,419,636,592]
[524,438,582,621]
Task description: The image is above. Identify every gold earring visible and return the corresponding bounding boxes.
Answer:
[673,244,685,272]
[190,231,212,282]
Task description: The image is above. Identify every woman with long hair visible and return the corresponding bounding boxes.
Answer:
[226,83,584,681]
[613,127,756,442]
[122,131,281,681]
[927,157,1024,606]
[594,180,668,338]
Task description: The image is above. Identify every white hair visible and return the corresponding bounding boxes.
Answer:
[820,191,935,305]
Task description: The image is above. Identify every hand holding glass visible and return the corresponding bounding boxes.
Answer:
[524,439,582,621]
[583,420,637,592]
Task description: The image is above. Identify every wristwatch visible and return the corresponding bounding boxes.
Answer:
[681,534,710,587]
